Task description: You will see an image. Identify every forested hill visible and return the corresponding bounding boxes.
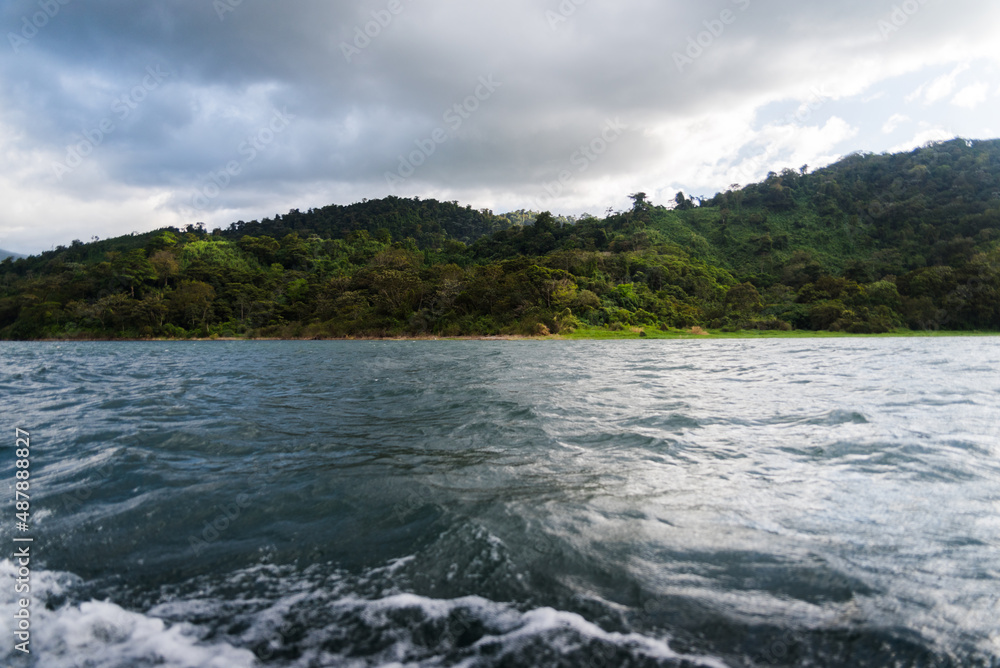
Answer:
[1,138,998,340]
[658,137,1000,280]
[215,196,527,248]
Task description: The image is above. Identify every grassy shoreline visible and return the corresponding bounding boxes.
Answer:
[22,328,1000,343]
[555,327,1000,340]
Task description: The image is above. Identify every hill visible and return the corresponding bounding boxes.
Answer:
[660,137,1000,280]
[214,196,525,248]
[0,138,997,339]
[0,249,24,261]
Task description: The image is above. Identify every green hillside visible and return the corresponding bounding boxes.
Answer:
[1,138,998,339]
[665,138,1000,278]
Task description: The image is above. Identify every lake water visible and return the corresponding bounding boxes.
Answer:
[1,339,999,667]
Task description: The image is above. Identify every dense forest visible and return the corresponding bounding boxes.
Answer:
[2,138,998,339]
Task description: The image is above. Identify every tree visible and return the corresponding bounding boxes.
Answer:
[147,230,179,252]
[134,292,168,330]
[533,211,557,232]
[94,293,134,332]
[225,283,266,324]
[724,282,763,323]
[112,250,156,297]
[169,282,216,329]
[368,269,419,315]
[150,250,180,287]
[238,236,280,265]
[628,192,650,212]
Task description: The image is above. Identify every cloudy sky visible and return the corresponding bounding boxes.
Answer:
[1,0,998,253]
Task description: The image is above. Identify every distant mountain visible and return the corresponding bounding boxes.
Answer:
[0,248,25,261]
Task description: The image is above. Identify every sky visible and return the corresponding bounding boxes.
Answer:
[1,0,998,254]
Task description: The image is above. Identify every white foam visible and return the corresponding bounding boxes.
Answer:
[272,590,730,667]
[31,600,257,668]
[0,560,257,668]
[1,556,735,667]
[464,605,730,668]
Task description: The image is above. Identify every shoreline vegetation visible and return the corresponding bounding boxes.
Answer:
[32,327,1000,343]
[3,139,999,342]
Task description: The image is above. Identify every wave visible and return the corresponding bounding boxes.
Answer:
[0,560,257,667]
[0,559,729,667]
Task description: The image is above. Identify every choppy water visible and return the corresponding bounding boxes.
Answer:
[1,339,999,667]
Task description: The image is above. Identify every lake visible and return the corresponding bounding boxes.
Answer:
[1,339,998,667]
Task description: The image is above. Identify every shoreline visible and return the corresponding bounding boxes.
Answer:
[22,328,1000,343]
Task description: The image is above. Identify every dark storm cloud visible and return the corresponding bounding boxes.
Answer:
[1,0,998,250]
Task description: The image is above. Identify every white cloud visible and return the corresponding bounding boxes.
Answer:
[0,177,185,252]
[882,114,910,134]
[888,124,956,153]
[951,82,990,109]
[0,120,185,251]
[624,112,859,207]
[906,63,970,104]
[760,116,858,172]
